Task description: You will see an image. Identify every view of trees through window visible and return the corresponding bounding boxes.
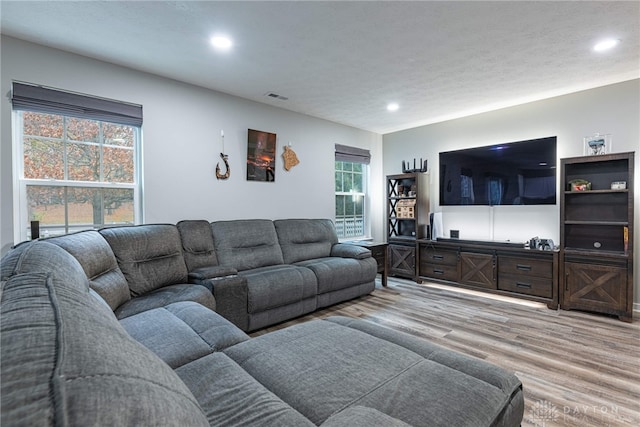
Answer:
[20,111,138,237]
[335,160,365,238]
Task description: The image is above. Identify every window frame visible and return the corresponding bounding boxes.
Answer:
[334,159,370,240]
[12,108,143,242]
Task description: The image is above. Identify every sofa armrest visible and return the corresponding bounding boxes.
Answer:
[205,275,249,332]
[187,266,248,330]
[330,243,371,260]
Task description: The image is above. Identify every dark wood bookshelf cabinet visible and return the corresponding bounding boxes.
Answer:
[386,173,430,280]
[560,152,634,321]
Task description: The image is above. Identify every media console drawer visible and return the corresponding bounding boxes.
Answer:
[419,244,459,281]
[498,256,553,279]
[421,249,458,266]
[498,274,553,298]
[420,263,458,281]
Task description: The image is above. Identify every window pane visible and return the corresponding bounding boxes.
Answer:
[67,187,101,227]
[67,117,99,142]
[352,173,363,192]
[355,196,363,215]
[67,142,100,181]
[23,138,64,179]
[343,172,353,191]
[104,188,134,224]
[27,185,66,235]
[23,112,63,138]
[335,195,345,216]
[335,172,343,192]
[103,146,134,183]
[103,123,134,147]
[353,163,362,173]
[335,161,343,171]
[345,198,354,215]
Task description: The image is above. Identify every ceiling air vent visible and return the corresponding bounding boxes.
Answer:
[265,92,288,101]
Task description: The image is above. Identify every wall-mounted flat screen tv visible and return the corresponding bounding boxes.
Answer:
[439,136,557,206]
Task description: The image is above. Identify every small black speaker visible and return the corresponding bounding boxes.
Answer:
[30,220,40,240]
[429,213,434,240]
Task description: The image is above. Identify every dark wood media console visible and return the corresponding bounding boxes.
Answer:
[418,238,559,309]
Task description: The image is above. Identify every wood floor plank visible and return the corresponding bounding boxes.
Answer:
[253,277,640,426]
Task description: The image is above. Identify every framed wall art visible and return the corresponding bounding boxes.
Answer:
[247,129,276,182]
[583,133,611,156]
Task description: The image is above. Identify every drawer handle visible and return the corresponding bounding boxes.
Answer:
[516,264,532,271]
[434,269,444,275]
[432,255,444,260]
[516,282,531,289]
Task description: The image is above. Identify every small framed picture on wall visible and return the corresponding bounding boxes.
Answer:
[247,129,276,182]
[583,133,611,156]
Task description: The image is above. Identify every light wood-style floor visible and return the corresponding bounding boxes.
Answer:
[253,277,640,427]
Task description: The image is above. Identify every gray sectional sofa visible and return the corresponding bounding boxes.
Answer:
[0,218,525,426]
[38,218,377,332]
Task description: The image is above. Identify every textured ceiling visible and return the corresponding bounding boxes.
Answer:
[1,1,638,134]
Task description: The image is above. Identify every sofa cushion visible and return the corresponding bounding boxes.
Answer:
[0,242,208,427]
[248,297,318,332]
[100,224,189,296]
[326,317,524,427]
[212,220,284,270]
[240,264,317,314]
[274,218,339,264]
[225,316,523,427]
[176,352,315,427]
[316,282,376,310]
[177,219,219,271]
[120,301,249,368]
[114,283,217,319]
[295,256,378,294]
[46,230,130,311]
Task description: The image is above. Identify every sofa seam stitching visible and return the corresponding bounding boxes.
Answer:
[62,372,203,407]
[162,306,218,351]
[329,358,425,420]
[47,272,66,425]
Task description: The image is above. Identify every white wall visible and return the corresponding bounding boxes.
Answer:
[0,36,384,254]
[3,36,638,305]
[383,79,640,305]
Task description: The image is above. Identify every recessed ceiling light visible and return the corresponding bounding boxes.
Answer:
[593,38,620,52]
[387,103,399,112]
[210,35,233,50]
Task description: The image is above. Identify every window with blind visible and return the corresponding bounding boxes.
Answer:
[11,82,143,241]
[335,144,370,239]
